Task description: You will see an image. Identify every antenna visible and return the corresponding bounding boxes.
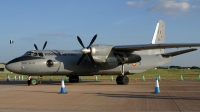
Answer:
[9,39,14,59]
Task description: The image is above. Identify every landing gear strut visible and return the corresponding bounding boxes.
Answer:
[116,64,129,85]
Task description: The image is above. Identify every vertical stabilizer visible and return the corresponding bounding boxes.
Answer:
[150,20,165,54]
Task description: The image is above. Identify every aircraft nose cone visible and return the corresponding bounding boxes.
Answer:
[6,62,21,73]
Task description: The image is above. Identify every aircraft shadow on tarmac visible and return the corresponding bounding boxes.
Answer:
[92,92,200,101]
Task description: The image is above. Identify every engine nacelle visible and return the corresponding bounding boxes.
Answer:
[115,53,141,64]
[90,44,119,66]
[90,45,141,66]
[46,59,60,67]
[91,45,113,63]
[123,54,141,63]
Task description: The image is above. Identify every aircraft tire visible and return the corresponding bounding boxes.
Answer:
[116,75,129,85]
[69,76,79,83]
[31,79,37,85]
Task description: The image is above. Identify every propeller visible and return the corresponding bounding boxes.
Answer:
[77,34,97,66]
[43,41,47,50]
[34,41,47,50]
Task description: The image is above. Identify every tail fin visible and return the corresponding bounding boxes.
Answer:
[151,20,165,44]
[150,20,165,54]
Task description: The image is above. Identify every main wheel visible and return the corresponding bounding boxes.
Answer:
[69,76,79,83]
[116,75,129,85]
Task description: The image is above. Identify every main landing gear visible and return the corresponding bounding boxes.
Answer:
[116,64,129,85]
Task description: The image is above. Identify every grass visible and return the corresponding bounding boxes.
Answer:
[0,69,200,81]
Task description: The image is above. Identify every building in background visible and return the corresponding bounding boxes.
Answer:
[0,63,10,73]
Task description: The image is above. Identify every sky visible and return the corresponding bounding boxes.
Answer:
[0,0,200,67]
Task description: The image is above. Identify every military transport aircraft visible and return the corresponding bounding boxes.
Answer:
[5,20,200,85]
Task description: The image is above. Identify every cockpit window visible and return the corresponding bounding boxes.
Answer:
[24,51,44,57]
[25,52,34,56]
[38,53,44,57]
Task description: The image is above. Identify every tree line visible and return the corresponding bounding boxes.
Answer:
[157,66,200,69]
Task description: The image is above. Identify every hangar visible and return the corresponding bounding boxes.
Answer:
[0,63,10,73]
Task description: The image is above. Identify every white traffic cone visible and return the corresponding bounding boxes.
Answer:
[95,75,98,81]
[110,76,114,81]
[180,75,183,81]
[142,75,145,81]
[158,75,161,81]
[21,75,24,81]
[18,76,21,81]
[155,77,160,94]
[59,78,67,94]
[6,74,10,81]
[14,75,16,81]
[79,76,82,82]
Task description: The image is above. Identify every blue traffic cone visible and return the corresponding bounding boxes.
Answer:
[59,78,67,94]
[155,77,160,94]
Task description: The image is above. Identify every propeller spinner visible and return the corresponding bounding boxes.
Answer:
[77,34,97,66]
[34,41,47,50]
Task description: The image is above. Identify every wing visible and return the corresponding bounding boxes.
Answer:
[113,43,200,51]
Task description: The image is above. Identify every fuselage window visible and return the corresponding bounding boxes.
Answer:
[38,53,44,57]
[33,53,38,56]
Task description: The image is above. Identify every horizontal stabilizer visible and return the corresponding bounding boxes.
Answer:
[161,48,197,58]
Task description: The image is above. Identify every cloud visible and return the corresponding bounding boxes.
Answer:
[126,0,149,7]
[148,0,190,16]
[191,5,200,9]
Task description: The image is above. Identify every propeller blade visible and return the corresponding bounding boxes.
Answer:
[34,44,38,50]
[87,34,97,48]
[77,54,86,66]
[87,53,96,66]
[77,36,85,48]
[43,41,47,50]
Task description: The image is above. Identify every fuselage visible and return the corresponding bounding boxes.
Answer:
[5,45,170,76]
